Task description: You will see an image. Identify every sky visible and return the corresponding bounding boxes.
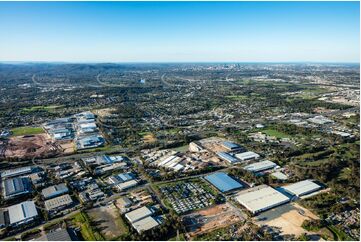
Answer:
[0,1,359,63]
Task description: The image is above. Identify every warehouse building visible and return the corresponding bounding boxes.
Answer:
[7,201,38,226]
[243,160,278,173]
[217,152,240,164]
[236,185,290,214]
[108,172,135,185]
[115,180,138,192]
[125,206,153,223]
[235,151,260,162]
[2,177,32,200]
[132,216,159,233]
[34,228,73,241]
[0,166,35,180]
[45,194,73,215]
[282,180,322,197]
[205,172,243,193]
[222,141,246,152]
[42,183,69,199]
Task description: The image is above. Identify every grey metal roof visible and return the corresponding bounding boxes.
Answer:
[7,201,38,225]
[35,229,72,241]
[236,185,290,213]
[42,183,69,199]
[282,180,322,197]
[3,177,31,197]
[132,216,159,233]
[125,206,153,223]
[243,160,277,172]
[1,166,33,179]
[45,194,73,211]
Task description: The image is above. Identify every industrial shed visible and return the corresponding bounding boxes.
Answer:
[236,185,290,214]
[42,183,69,199]
[235,151,260,162]
[2,177,32,200]
[7,201,38,226]
[132,216,159,233]
[243,160,278,173]
[125,206,153,223]
[205,172,243,192]
[282,180,322,197]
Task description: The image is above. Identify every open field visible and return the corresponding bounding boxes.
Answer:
[11,126,44,136]
[21,105,64,113]
[68,212,104,241]
[87,204,128,240]
[3,134,61,158]
[183,203,245,238]
[254,203,319,237]
[261,129,291,139]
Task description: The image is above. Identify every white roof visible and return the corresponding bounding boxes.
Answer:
[282,180,322,197]
[243,160,277,172]
[45,194,73,211]
[236,185,290,214]
[271,171,288,180]
[115,180,138,191]
[235,151,260,161]
[8,201,38,225]
[132,216,159,233]
[1,166,33,179]
[125,206,153,223]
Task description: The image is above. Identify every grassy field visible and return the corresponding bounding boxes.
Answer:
[11,126,44,136]
[327,225,353,241]
[261,129,291,139]
[22,105,64,113]
[70,212,104,241]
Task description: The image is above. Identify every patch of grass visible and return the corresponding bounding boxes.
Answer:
[261,129,291,139]
[328,225,353,241]
[70,212,104,241]
[22,105,64,113]
[173,145,188,152]
[11,126,44,136]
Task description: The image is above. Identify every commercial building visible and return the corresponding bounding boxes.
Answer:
[217,152,239,164]
[2,177,32,200]
[0,166,35,180]
[42,183,69,199]
[222,141,246,152]
[235,151,260,162]
[45,194,73,214]
[7,201,38,226]
[125,206,153,223]
[108,172,135,185]
[243,160,278,173]
[205,172,243,192]
[115,180,138,192]
[132,216,159,233]
[282,180,322,197]
[271,171,288,180]
[307,115,333,125]
[235,185,290,214]
[34,228,73,241]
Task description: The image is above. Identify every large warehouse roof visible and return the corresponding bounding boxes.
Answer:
[45,194,73,211]
[282,180,322,197]
[132,216,159,233]
[243,160,277,173]
[3,177,32,199]
[1,166,34,179]
[236,185,290,214]
[217,152,239,164]
[7,201,38,225]
[42,183,69,199]
[205,172,243,192]
[125,206,153,223]
[235,151,260,161]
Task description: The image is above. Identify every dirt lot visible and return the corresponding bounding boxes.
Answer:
[4,134,61,159]
[254,203,319,237]
[59,142,75,154]
[183,202,245,238]
[87,204,128,240]
[198,137,228,153]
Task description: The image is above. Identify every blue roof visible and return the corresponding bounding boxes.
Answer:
[205,172,243,192]
[217,152,239,163]
[223,141,240,149]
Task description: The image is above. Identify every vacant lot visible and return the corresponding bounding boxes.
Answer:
[261,129,291,139]
[87,204,128,240]
[254,203,319,237]
[11,126,44,136]
[4,134,61,159]
[183,203,245,238]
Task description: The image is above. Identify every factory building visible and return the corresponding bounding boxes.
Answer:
[235,151,260,162]
[2,177,32,200]
[124,206,159,233]
[205,172,243,193]
[236,185,290,214]
[243,160,278,173]
[222,141,246,152]
[45,194,73,215]
[132,216,159,233]
[282,180,322,197]
[0,166,35,180]
[125,206,153,223]
[217,152,240,164]
[6,201,38,226]
[42,183,69,199]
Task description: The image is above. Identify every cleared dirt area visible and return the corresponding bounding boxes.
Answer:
[183,202,245,238]
[198,137,228,153]
[87,204,128,240]
[3,134,61,159]
[59,142,75,154]
[254,203,319,237]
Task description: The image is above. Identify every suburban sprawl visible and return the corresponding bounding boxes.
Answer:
[0,63,359,241]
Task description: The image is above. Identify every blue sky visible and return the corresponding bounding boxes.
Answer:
[0,1,359,62]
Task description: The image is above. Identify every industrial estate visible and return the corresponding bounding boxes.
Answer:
[0,62,359,241]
